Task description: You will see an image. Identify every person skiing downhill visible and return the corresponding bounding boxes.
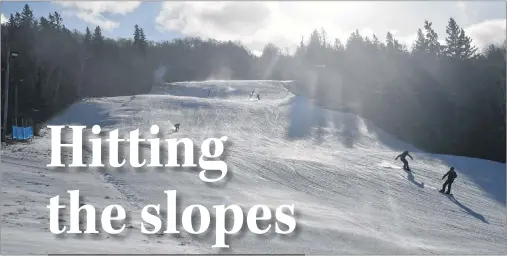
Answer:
[440,167,457,195]
[173,123,180,132]
[257,94,260,100]
[395,151,413,171]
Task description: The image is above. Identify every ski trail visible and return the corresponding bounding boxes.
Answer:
[1,80,504,255]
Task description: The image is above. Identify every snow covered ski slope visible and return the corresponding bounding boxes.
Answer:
[1,80,505,255]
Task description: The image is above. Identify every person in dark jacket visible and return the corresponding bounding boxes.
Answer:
[174,123,180,132]
[395,151,413,171]
[440,167,457,194]
[257,94,260,100]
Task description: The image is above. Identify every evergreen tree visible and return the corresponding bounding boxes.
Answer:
[20,4,35,28]
[133,24,140,51]
[320,27,328,48]
[139,28,147,50]
[306,29,323,64]
[424,20,441,57]
[372,34,382,49]
[39,17,50,30]
[93,26,103,42]
[334,38,344,52]
[8,14,17,28]
[294,36,306,59]
[84,27,92,44]
[444,18,461,58]
[14,13,22,26]
[385,32,405,53]
[48,12,63,30]
[346,29,364,52]
[413,28,428,54]
[458,28,477,59]
[92,26,104,54]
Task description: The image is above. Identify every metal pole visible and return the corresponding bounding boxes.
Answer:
[14,80,18,123]
[2,44,11,142]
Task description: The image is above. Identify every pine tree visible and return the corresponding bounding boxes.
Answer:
[133,24,140,46]
[320,27,328,48]
[39,17,50,30]
[385,32,406,54]
[139,28,146,46]
[14,13,22,26]
[92,26,104,54]
[413,28,428,53]
[8,14,18,28]
[139,28,147,55]
[295,36,306,59]
[49,11,62,30]
[93,26,103,42]
[424,21,441,57]
[444,18,477,60]
[84,27,92,43]
[82,26,92,57]
[458,28,477,59]
[386,32,395,51]
[372,34,381,47]
[444,18,461,58]
[346,29,363,51]
[334,38,344,52]
[364,36,372,45]
[306,29,322,64]
[20,4,34,29]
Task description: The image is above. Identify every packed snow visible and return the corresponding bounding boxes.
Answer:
[1,80,505,255]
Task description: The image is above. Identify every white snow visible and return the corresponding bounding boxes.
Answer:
[1,80,505,254]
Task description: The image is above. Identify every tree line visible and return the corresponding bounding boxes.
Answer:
[265,20,505,163]
[1,4,505,162]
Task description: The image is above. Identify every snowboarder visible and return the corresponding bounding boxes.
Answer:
[257,94,260,100]
[395,151,413,171]
[173,123,180,132]
[440,167,457,195]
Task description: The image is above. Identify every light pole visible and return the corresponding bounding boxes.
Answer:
[15,78,23,124]
[2,48,20,142]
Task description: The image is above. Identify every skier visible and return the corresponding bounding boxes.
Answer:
[173,123,180,132]
[440,167,457,195]
[257,94,260,100]
[395,150,413,171]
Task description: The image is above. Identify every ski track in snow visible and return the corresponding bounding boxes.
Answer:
[1,80,505,255]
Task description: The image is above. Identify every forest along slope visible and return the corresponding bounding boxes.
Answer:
[1,80,505,255]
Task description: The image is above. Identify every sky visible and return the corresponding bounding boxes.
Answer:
[1,1,505,55]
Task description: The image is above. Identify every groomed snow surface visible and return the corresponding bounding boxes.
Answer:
[1,80,505,255]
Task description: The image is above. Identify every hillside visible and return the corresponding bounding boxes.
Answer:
[1,80,505,255]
